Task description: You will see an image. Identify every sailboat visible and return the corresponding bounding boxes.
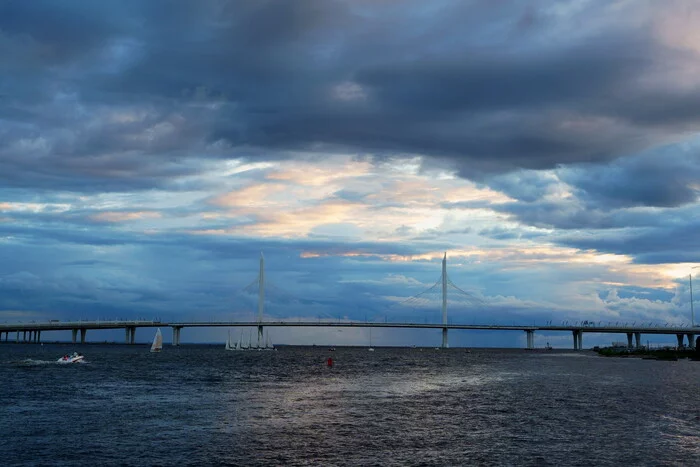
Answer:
[225,330,236,351]
[263,331,275,351]
[150,328,163,353]
[249,330,258,350]
[368,327,375,351]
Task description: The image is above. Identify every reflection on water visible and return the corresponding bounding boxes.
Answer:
[1,345,698,466]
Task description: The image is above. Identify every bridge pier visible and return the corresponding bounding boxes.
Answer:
[172,326,182,346]
[80,328,87,344]
[687,334,696,349]
[525,330,534,349]
[23,331,27,343]
[16,331,19,343]
[124,326,136,344]
[442,327,448,349]
[677,334,685,348]
[627,332,633,350]
[71,329,78,344]
[572,330,578,350]
[634,332,641,349]
[258,325,264,348]
[36,330,41,344]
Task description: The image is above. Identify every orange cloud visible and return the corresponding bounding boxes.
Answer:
[267,160,373,186]
[91,211,162,223]
[209,183,289,209]
[245,200,364,237]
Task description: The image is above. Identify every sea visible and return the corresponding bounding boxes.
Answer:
[1,344,698,466]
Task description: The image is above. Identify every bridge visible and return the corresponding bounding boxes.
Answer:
[0,319,697,350]
[1,253,697,349]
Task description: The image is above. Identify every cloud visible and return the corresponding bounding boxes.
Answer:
[90,211,162,223]
[2,1,700,345]
[3,0,700,195]
[561,146,700,209]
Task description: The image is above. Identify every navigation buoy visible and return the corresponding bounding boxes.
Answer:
[327,357,333,367]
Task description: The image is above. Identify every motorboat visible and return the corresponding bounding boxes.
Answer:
[57,352,85,364]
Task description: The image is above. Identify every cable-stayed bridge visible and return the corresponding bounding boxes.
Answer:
[1,253,698,349]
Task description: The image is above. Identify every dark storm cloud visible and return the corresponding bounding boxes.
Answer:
[485,171,560,203]
[561,150,700,209]
[474,146,698,233]
[2,0,700,192]
[487,195,700,233]
[558,217,700,264]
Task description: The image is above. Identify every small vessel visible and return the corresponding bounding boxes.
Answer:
[263,332,275,351]
[545,342,553,350]
[57,352,84,364]
[225,330,237,351]
[150,328,163,353]
[248,330,258,350]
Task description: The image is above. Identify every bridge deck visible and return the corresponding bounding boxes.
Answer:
[0,320,697,335]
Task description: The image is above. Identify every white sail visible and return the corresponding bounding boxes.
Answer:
[225,330,235,351]
[250,330,259,350]
[150,328,163,353]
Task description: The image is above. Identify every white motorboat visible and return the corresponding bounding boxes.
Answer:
[57,352,85,364]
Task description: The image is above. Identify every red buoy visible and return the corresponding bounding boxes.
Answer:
[327,357,333,367]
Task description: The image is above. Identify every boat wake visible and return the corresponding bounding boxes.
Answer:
[56,358,88,365]
[14,358,83,366]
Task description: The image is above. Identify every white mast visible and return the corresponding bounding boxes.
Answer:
[257,252,265,346]
[441,252,448,348]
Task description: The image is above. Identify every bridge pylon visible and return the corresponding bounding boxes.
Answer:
[257,252,265,347]
[441,252,448,348]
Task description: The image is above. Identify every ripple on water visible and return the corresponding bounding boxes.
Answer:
[0,345,698,466]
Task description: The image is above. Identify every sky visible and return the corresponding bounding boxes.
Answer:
[1,0,699,347]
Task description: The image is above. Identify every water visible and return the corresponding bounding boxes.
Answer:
[1,344,698,466]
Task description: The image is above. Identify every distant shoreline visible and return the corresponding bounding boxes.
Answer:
[595,346,700,361]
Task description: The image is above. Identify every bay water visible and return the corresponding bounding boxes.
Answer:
[1,344,698,466]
